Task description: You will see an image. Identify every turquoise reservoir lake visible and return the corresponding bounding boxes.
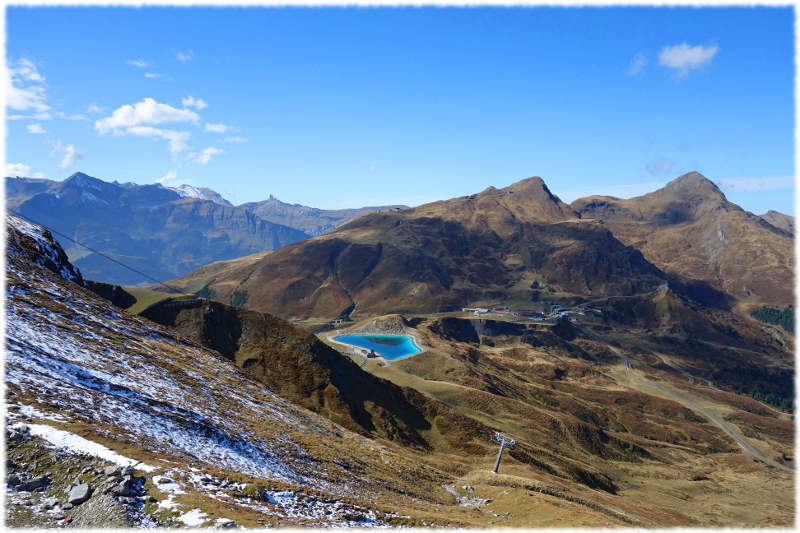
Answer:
[333,334,423,360]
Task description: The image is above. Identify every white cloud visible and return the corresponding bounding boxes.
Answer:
[27,123,46,134]
[56,111,87,121]
[7,58,50,113]
[714,175,794,193]
[5,163,31,177]
[176,50,194,63]
[204,122,230,133]
[33,172,46,179]
[127,59,149,69]
[157,170,178,185]
[222,136,249,143]
[53,142,84,169]
[15,59,45,82]
[144,72,164,79]
[627,52,648,76]
[87,104,105,114]
[95,98,200,134]
[658,43,719,79]
[181,95,207,110]
[126,126,191,155]
[8,112,51,120]
[194,147,224,164]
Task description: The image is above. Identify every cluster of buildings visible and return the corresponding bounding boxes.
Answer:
[461,303,603,323]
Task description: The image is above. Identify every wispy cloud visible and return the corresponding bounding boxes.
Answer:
[627,52,648,76]
[7,58,50,115]
[53,141,84,169]
[645,157,675,176]
[26,123,46,134]
[194,147,224,164]
[127,59,149,69]
[126,126,191,155]
[222,136,248,143]
[714,175,794,193]
[86,104,105,114]
[176,50,195,63]
[204,122,230,133]
[56,111,87,121]
[157,170,178,185]
[144,72,165,79]
[658,43,719,79]
[182,95,207,110]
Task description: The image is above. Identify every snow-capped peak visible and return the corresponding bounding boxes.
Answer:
[166,184,231,206]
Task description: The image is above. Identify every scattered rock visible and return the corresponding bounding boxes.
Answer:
[68,483,92,505]
[16,475,49,492]
[111,478,133,497]
[7,474,21,486]
[157,478,173,484]
[103,466,120,477]
[62,503,74,510]
[217,518,237,528]
[43,497,59,509]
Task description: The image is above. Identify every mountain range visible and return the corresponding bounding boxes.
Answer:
[5,206,794,527]
[168,171,793,319]
[240,195,407,236]
[5,172,404,286]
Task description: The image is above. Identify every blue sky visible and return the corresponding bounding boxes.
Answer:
[5,6,795,215]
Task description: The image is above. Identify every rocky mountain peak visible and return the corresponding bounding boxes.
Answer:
[662,171,726,200]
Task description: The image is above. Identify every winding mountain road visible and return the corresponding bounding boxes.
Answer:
[579,326,793,473]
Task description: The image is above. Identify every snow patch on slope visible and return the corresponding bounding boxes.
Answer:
[16,422,157,472]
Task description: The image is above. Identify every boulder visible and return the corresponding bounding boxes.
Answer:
[103,466,119,476]
[68,483,92,505]
[217,519,237,528]
[7,474,21,486]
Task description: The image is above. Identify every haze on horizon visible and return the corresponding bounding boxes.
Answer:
[5,6,795,215]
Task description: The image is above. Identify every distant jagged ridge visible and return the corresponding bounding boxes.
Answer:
[6,173,309,286]
[239,194,408,236]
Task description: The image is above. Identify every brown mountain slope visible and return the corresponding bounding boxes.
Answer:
[138,298,437,448]
[239,195,407,236]
[167,177,672,320]
[572,172,794,307]
[760,210,794,235]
